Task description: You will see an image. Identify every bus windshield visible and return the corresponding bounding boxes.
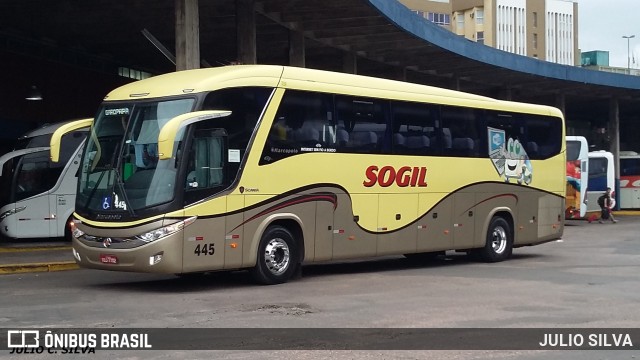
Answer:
[77,98,195,213]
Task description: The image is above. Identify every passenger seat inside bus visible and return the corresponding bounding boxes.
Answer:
[452,137,475,156]
[292,125,321,147]
[526,141,539,157]
[394,133,430,154]
[336,128,349,147]
[346,131,378,152]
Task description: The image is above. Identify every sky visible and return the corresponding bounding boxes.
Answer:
[578,0,640,68]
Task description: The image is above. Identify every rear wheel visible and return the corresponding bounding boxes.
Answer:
[476,216,513,262]
[250,225,299,285]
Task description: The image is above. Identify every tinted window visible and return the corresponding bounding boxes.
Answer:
[588,157,609,191]
[260,90,334,164]
[441,106,483,158]
[566,140,581,161]
[59,130,88,164]
[14,152,63,202]
[621,158,640,176]
[487,111,561,160]
[203,87,272,159]
[391,101,438,156]
[336,96,387,154]
[525,115,562,159]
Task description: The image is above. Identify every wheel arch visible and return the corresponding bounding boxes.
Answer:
[246,213,305,267]
[481,207,515,247]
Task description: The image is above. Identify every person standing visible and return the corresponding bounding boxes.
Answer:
[598,187,618,223]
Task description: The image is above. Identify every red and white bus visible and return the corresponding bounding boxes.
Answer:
[620,151,640,209]
[565,136,589,219]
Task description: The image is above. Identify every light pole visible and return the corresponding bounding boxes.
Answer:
[622,35,635,74]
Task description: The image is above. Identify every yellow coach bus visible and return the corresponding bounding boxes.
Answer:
[65,65,565,284]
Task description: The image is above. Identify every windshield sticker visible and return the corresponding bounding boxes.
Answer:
[105,108,130,116]
[101,194,128,211]
[487,127,533,185]
[102,196,111,210]
[113,193,128,211]
[228,149,241,163]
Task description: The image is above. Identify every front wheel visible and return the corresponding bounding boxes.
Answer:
[476,216,513,262]
[250,226,299,285]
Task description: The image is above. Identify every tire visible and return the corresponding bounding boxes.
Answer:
[477,216,513,262]
[250,225,299,285]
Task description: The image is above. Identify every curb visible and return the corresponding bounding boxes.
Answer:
[0,261,79,275]
[0,246,72,253]
[613,211,640,216]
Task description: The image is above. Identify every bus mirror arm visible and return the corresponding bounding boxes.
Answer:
[50,118,93,162]
[157,110,232,160]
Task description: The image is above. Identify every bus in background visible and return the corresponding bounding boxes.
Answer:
[67,65,565,285]
[0,119,91,240]
[586,150,615,217]
[620,151,640,209]
[565,136,589,219]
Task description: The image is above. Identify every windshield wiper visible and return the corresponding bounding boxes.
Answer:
[83,169,108,210]
[111,165,136,218]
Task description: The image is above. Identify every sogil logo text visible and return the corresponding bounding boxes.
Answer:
[363,166,427,187]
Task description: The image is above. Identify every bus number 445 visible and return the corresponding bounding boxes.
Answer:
[194,243,215,256]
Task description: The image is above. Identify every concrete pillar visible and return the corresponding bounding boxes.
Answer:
[609,97,621,210]
[236,0,256,64]
[343,52,357,74]
[289,30,305,67]
[175,0,200,71]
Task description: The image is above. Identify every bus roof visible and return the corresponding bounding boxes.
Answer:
[18,120,86,139]
[105,65,563,118]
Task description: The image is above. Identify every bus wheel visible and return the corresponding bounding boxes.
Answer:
[250,225,298,285]
[477,216,513,262]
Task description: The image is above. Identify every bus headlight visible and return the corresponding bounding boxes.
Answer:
[134,216,197,243]
[69,220,85,238]
[0,206,26,221]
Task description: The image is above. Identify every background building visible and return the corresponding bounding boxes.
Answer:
[581,50,640,76]
[400,0,579,65]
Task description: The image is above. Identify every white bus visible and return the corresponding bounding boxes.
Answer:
[620,151,640,209]
[586,150,615,215]
[0,119,91,240]
[565,136,589,219]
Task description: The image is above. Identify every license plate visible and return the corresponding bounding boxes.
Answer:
[100,254,118,264]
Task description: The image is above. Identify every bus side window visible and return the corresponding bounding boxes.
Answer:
[260,90,333,164]
[441,106,482,158]
[14,152,61,202]
[336,95,386,154]
[391,100,437,156]
[186,134,224,190]
[524,115,562,160]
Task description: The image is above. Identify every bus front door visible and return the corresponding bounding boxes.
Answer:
[12,152,56,239]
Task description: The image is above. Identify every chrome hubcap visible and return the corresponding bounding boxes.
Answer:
[263,238,290,275]
[491,226,508,254]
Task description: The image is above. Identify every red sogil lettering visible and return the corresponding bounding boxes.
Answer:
[363,166,427,187]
